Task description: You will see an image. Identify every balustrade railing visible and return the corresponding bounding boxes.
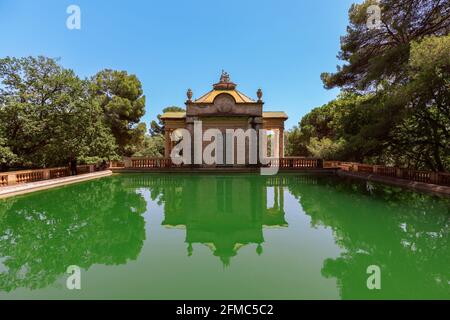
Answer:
[49,168,69,179]
[16,170,44,183]
[1,174,9,186]
[3,157,447,188]
[76,165,91,175]
[376,166,397,178]
[125,157,323,169]
[355,164,373,174]
[131,158,174,168]
[270,158,323,168]
[109,161,125,168]
[438,172,450,186]
[0,164,95,187]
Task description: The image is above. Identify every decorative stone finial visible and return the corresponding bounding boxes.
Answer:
[213,70,236,90]
[257,88,263,102]
[220,70,231,83]
[186,88,193,102]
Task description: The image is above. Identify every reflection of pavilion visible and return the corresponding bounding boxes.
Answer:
[161,176,287,266]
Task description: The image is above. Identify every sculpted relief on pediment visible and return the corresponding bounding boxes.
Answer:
[213,93,235,113]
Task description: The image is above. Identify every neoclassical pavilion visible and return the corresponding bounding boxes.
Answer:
[161,72,288,164]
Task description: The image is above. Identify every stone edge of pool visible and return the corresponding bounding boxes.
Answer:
[1,168,449,199]
[110,167,339,174]
[111,167,450,196]
[0,170,113,199]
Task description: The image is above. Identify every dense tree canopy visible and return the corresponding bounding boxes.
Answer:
[321,0,450,91]
[91,69,147,156]
[386,35,450,170]
[132,134,165,157]
[0,57,147,170]
[287,0,449,171]
[0,57,118,169]
[286,93,380,161]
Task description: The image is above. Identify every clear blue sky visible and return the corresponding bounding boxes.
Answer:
[0,0,359,129]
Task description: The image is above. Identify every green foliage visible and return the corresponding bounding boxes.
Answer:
[149,106,184,136]
[92,69,146,156]
[133,134,165,157]
[321,0,449,91]
[285,126,308,156]
[0,57,149,170]
[286,93,381,161]
[289,1,450,171]
[0,137,17,169]
[307,137,346,159]
[384,35,450,170]
[0,57,118,169]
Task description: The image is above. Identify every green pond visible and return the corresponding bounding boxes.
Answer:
[0,174,448,300]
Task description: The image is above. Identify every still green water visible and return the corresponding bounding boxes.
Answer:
[0,174,448,300]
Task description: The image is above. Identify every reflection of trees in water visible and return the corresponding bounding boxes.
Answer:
[3,174,446,297]
[288,176,450,299]
[0,177,147,292]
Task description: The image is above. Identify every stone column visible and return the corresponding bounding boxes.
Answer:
[430,172,438,184]
[123,157,132,168]
[43,169,50,180]
[273,130,280,158]
[253,117,263,166]
[8,173,17,185]
[279,128,284,158]
[164,129,171,158]
[186,116,198,167]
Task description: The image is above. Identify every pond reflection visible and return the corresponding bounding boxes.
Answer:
[287,177,450,299]
[0,174,448,299]
[159,176,287,266]
[0,178,147,292]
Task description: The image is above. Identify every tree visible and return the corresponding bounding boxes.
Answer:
[307,137,346,159]
[0,137,17,171]
[386,35,450,170]
[133,134,165,157]
[288,93,380,161]
[92,69,146,156]
[285,126,308,156]
[321,0,450,92]
[311,0,450,170]
[149,106,184,136]
[46,83,118,166]
[0,56,118,169]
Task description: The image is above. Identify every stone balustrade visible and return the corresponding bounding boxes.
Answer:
[0,165,95,187]
[120,157,323,169]
[324,161,450,187]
